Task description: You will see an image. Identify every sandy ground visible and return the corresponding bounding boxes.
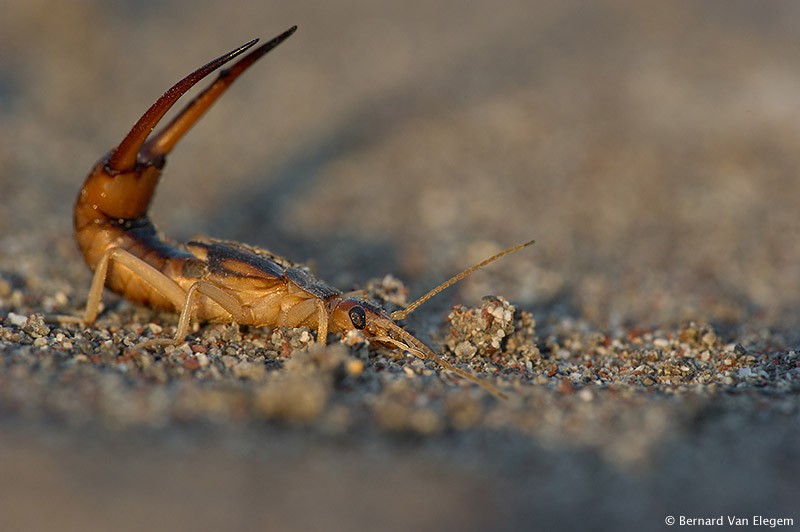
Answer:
[1,1,799,531]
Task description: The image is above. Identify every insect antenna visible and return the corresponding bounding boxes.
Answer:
[390,239,535,321]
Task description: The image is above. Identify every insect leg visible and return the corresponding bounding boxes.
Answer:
[278,298,330,345]
[82,248,186,324]
[315,299,329,346]
[174,281,253,342]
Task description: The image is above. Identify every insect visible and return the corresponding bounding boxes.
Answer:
[72,26,533,398]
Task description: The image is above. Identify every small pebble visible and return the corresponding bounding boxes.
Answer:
[7,312,27,327]
[578,388,593,402]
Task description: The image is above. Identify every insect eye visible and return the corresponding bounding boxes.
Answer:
[348,305,367,330]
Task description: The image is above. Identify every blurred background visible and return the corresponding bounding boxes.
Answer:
[1,1,799,530]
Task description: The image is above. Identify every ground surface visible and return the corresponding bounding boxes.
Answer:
[1,1,799,531]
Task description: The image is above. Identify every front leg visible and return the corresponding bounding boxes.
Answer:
[278,297,330,345]
[314,299,328,345]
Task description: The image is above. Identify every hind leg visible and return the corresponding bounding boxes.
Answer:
[80,247,186,324]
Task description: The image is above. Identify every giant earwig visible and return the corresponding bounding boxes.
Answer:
[72,26,533,398]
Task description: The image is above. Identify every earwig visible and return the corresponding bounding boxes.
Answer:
[72,26,534,398]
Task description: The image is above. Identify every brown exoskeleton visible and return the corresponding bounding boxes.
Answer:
[72,26,533,398]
